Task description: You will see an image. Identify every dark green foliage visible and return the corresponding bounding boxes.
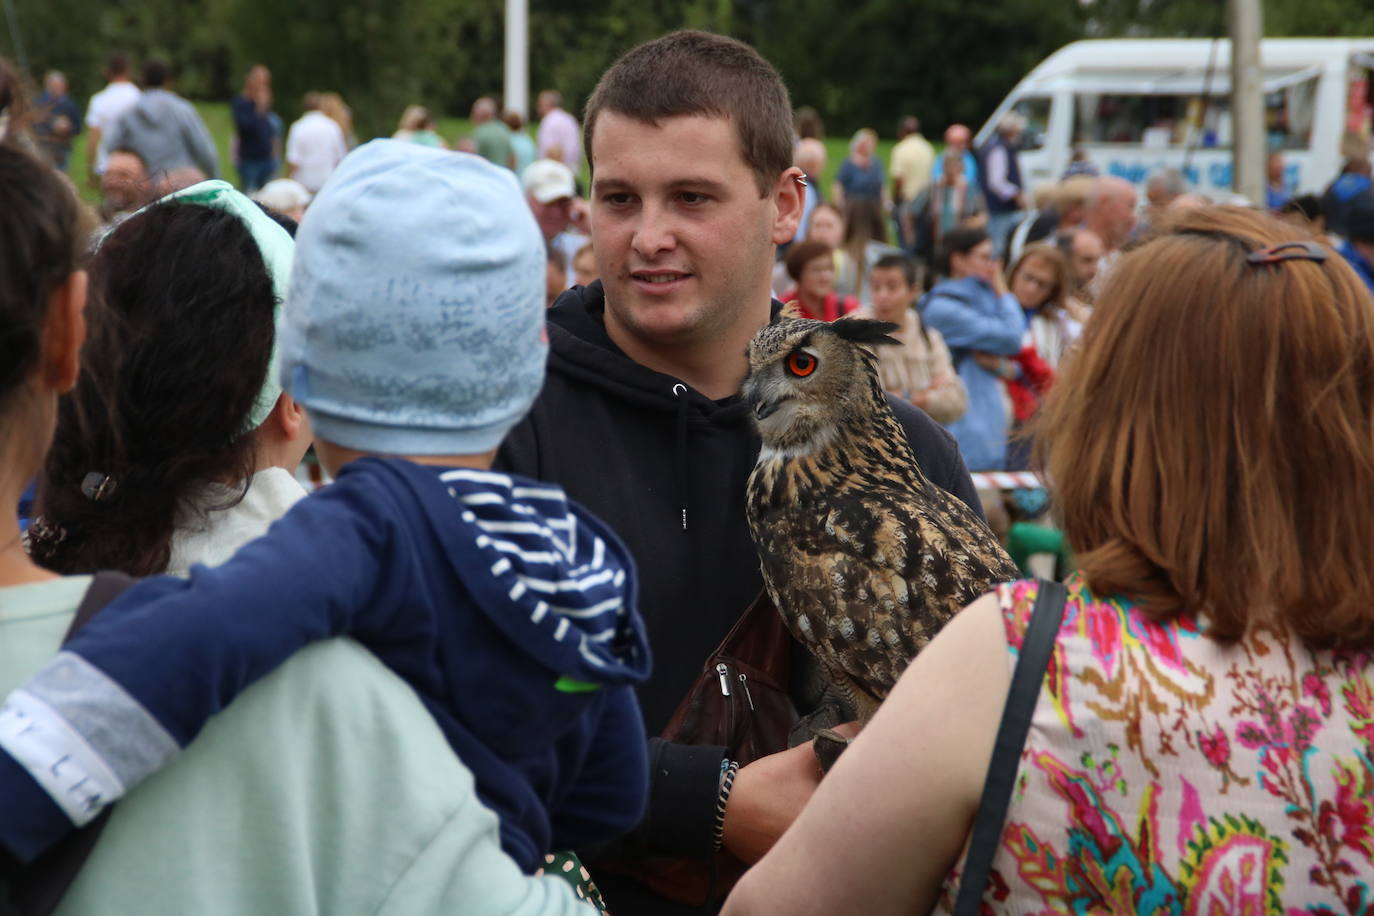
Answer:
[4,0,1373,145]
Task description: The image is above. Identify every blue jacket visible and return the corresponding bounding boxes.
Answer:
[231,94,275,162]
[1322,174,1373,239]
[1340,240,1374,296]
[922,276,1026,471]
[0,458,651,872]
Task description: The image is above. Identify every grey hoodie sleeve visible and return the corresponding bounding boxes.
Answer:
[179,100,219,178]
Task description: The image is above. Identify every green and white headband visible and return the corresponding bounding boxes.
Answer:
[134,179,294,431]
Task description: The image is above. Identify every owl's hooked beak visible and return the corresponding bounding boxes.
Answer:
[753,398,783,421]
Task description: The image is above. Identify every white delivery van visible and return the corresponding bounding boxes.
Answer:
[976,38,1374,196]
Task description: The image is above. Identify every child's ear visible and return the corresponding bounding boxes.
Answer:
[269,393,308,443]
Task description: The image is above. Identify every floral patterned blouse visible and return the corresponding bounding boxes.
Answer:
[938,576,1374,915]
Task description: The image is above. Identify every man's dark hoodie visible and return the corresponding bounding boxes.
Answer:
[496,282,982,910]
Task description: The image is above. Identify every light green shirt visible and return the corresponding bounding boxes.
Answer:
[0,577,594,915]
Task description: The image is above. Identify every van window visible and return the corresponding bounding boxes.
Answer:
[1011,96,1052,151]
[1073,77,1318,151]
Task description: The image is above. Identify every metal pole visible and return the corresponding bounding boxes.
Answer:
[1229,0,1265,206]
[504,0,528,120]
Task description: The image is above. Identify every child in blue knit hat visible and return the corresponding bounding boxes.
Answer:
[0,141,652,881]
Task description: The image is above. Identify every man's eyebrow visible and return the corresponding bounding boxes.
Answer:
[591,177,633,194]
[591,176,732,195]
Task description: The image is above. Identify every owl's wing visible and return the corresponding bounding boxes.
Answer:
[755,482,1016,702]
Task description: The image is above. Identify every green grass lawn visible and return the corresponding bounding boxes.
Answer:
[67,100,896,204]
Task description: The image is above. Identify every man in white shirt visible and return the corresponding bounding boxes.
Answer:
[85,52,142,183]
[536,90,581,173]
[286,93,347,193]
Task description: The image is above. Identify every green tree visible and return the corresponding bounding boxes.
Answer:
[756,0,1083,137]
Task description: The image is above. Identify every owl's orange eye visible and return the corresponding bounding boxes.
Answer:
[786,351,817,377]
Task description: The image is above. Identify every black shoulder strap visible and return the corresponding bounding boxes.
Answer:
[4,571,138,916]
[953,578,1067,916]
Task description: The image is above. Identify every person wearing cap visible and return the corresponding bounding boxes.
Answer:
[0,142,651,911]
[524,157,588,286]
[1337,191,1374,295]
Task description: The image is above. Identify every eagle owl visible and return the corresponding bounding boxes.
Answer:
[743,316,1019,738]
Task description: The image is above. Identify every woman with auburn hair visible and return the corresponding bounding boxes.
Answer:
[725,206,1374,915]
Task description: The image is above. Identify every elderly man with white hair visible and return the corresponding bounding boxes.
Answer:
[1084,175,1139,298]
[978,112,1026,257]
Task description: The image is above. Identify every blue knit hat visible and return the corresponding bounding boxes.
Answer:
[280,140,548,455]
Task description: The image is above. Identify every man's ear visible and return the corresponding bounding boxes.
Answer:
[43,270,87,394]
[770,166,806,246]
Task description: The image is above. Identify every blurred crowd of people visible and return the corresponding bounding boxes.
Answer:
[3,29,1374,916]
[16,53,598,304]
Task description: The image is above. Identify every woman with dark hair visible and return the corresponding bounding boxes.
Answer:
[727,206,1374,914]
[838,196,901,306]
[920,226,1025,471]
[30,182,312,577]
[0,143,602,913]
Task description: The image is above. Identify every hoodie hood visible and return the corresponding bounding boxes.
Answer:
[356,457,650,689]
[433,466,650,686]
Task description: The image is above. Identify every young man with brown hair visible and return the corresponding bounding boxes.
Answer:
[497,30,981,913]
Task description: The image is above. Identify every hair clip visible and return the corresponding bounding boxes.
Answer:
[1246,240,1329,266]
[25,517,67,548]
[80,471,118,502]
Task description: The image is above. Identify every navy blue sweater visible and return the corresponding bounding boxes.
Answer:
[0,459,651,872]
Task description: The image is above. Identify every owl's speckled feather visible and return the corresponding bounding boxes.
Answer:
[743,316,1019,720]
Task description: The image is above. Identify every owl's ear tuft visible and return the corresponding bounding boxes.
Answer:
[829,318,900,348]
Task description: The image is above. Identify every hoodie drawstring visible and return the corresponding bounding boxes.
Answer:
[672,383,689,532]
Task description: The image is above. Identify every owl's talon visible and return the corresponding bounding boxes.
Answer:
[812,727,851,772]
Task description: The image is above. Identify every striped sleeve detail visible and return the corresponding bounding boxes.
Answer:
[0,650,179,826]
[438,471,626,655]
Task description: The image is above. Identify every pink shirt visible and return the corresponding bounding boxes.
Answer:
[537,108,581,172]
